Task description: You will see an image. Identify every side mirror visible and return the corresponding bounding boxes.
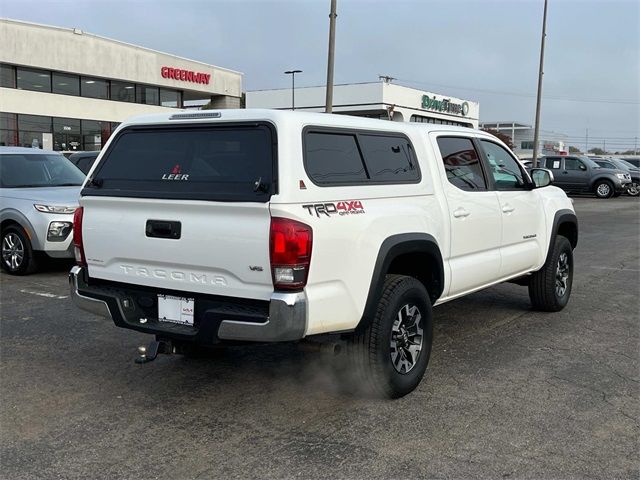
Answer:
[530,168,554,188]
[579,164,587,171]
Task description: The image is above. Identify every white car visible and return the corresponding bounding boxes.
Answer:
[69,110,577,398]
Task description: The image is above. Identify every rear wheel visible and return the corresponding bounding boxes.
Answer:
[1,225,38,275]
[594,180,614,199]
[528,236,573,311]
[346,275,433,398]
[626,182,639,197]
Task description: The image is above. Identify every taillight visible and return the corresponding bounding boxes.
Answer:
[73,206,86,266]
[269,217,313,290]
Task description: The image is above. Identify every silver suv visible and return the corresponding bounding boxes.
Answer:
[0,147,84,274]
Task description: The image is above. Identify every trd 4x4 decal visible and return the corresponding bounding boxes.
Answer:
[303,200,365,217]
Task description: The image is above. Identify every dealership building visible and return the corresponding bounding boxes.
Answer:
[0,19,243,151]
[246,81,480,128]
[480,121,568,158]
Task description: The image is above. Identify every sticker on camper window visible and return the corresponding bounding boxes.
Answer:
[162,164,190,181]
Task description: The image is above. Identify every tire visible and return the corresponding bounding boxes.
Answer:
[528,236,573,312]
[626,182,640,197]
[593,180,614,199]
[1,225,38,275]
[346,275,433,398]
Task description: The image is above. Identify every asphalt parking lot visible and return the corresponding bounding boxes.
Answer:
[1,197,638,479]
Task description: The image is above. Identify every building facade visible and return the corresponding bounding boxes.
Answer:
[246,82,480,128]
[0,19,242,152]
[480,121,568,158]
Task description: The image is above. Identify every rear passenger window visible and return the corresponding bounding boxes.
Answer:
[436,137,487,191]
[305,132,367,184]
[303,129,420,186]
[358,134,419,182]
[546,157,562,169]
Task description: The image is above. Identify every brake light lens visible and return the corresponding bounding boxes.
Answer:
[73,206,86,266]
[269,217,312,290]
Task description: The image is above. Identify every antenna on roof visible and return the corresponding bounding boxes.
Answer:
[379,75,396,84]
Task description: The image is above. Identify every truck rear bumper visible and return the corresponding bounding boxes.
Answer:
[69,266,307,343]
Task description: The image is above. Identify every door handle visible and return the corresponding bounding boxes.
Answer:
[146,219,181,239]
[453,208,470,218]
[502,205,515,214]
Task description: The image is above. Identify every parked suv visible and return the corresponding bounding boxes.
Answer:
[1,147,84,274]
[69,110,578,398]
[540,155,631,198]
[68,151,100,175]
[592,158,640,196]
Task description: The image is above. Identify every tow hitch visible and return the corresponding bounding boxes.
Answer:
[135,339,175,364]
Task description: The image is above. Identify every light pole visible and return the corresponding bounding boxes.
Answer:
[284,70,302,110]
[532,0,548,168]
[325,0,337,113]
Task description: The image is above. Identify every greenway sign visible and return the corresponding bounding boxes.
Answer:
[421,95,469,116]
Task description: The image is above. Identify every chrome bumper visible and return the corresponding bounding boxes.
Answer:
[69,266,307,342]
[69,265,112,318]
[217,291,307,342]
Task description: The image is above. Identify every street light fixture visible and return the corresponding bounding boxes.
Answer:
[284,69,302,110]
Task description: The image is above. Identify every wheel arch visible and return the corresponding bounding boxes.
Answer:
[589,175,615,191]
[0,210,40,249]
[356,233,444,332]
[549,209,578,255]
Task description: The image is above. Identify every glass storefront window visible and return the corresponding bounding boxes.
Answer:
[0,64,16,88]
[111,81,135,103]
[81,119,104,151]
[81,77,109,99]
[0,112,18,146]
[17,114,51,149]
[52,72,80,96]
[160,89,181,108]
[16,67,51,93]
[53,117,81,151]
[136,85,159,105]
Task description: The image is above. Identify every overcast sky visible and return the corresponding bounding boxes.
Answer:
[1,0,639,151]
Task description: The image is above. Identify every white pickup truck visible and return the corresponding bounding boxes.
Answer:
[69,109,577,398]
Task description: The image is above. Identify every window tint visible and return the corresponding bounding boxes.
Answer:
[81,77,109,99]
[436,137,487,190]
[0,153,85,188]
[52,72,80,96]
[304,132,367,184]
[480,140,526,190]
[545,157,562,169]
[76,157,95,174]
[110,81,135,102]
[564,158,584,171]
[160,89,181,107]
[0,64,16,88]
[358,134,419,182]
[16,67,51,92]
[137,85,159,105]
[88,125,274,202]
[596,161,615,169]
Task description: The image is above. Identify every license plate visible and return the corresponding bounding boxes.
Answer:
[157,294,194,326]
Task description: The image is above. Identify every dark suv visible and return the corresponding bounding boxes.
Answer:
[540,155,631,198]
[593,158,640,197]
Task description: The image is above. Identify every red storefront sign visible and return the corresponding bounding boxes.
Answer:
[161,66,211,85]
